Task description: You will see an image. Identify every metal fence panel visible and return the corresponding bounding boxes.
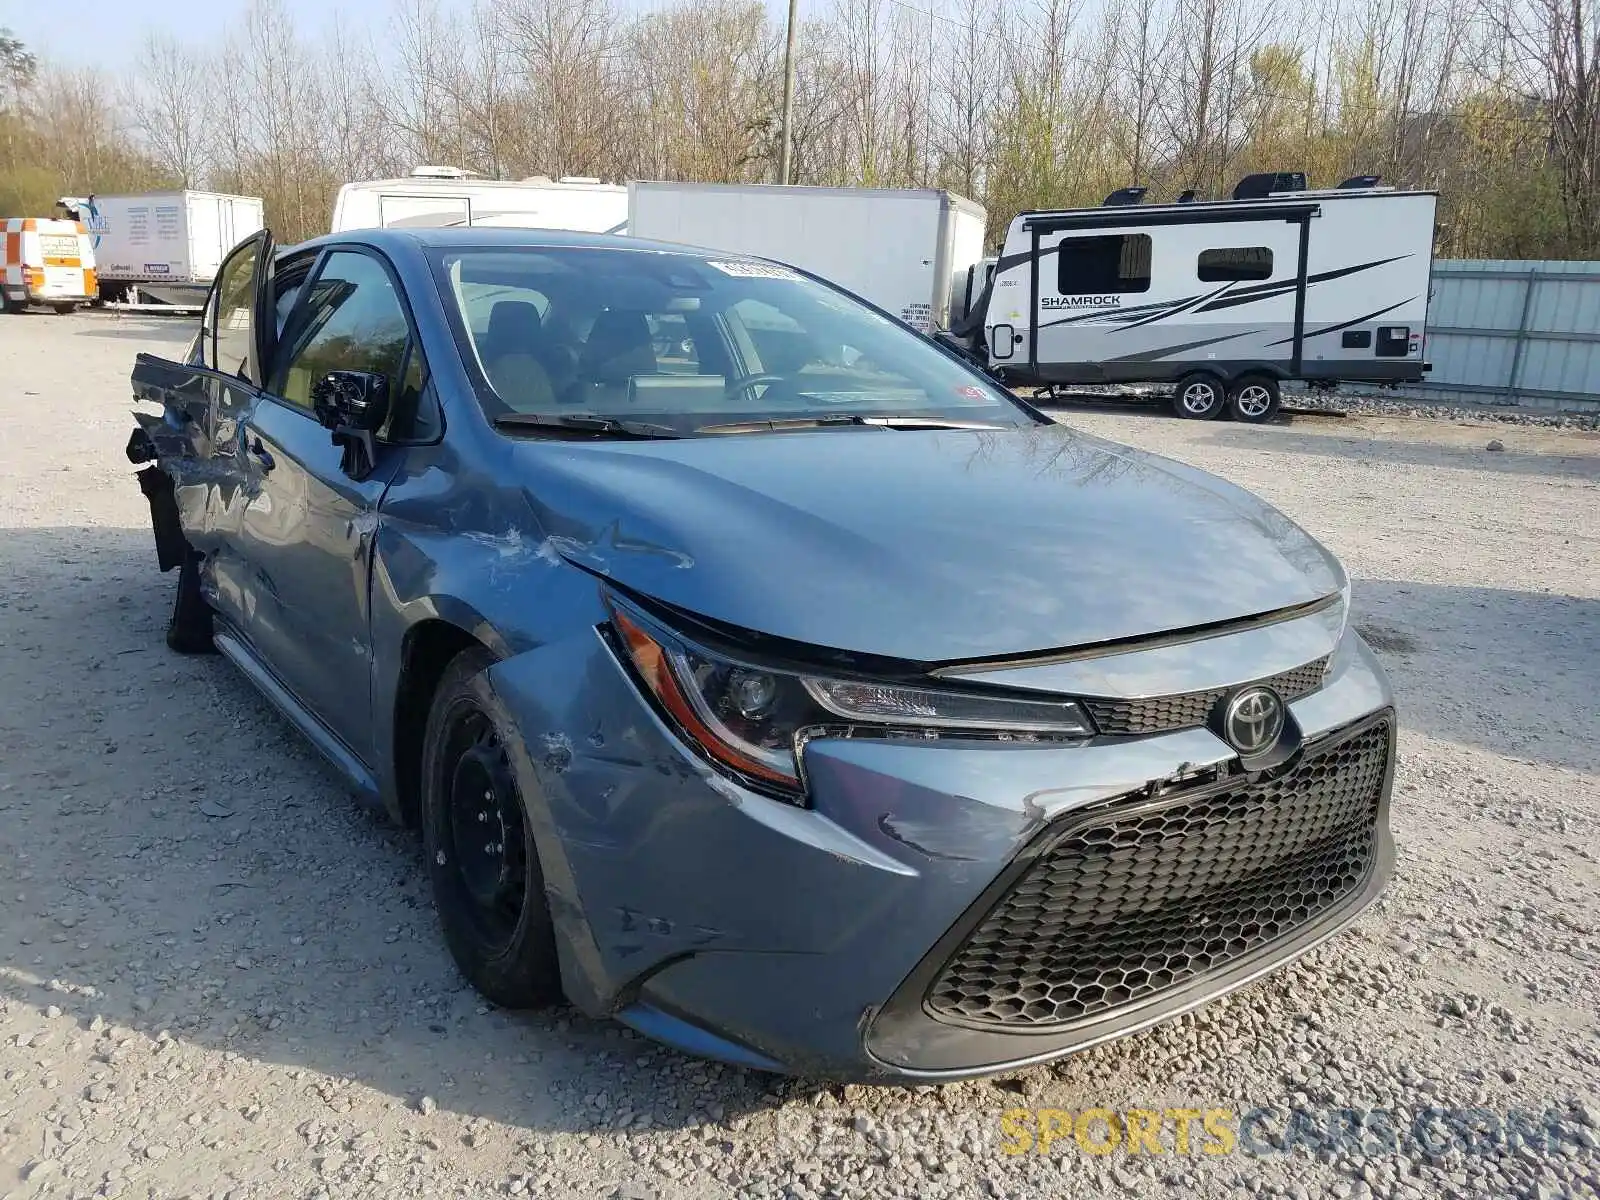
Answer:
[1401,259,1600,412]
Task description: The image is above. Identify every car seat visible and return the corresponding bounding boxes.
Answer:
[580,310,657,390]
[482,300,556,410]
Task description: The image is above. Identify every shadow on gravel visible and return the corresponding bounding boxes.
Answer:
[1353,577,1600,773]
[1199,424,1600,480]
[1032,397,1335,427]
[67,323,196,344]
[0,525,801,1140]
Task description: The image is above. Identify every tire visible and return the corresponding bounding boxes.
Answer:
[53,302,77,315]
[1171,373,1226,420]
[421,646,563,1009]
[1228,374,1282,423]
[165,552,217,654]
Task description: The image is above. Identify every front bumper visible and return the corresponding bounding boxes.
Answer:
[486,623,1396,1083]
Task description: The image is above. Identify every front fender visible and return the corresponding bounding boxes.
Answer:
[366,502,613,821]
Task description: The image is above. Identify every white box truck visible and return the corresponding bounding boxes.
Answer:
[331,167,629,235]
[57,191,265,307]
[626,182,989,334]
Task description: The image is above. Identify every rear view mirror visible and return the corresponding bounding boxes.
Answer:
[311,370,390,479]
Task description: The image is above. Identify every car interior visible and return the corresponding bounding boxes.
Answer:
[445,254,951,423]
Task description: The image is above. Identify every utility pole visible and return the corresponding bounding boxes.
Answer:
[778,0,799,185]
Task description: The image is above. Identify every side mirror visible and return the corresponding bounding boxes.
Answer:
[311,370,390,479]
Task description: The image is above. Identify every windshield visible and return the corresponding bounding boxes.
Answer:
[429,246,1036,436]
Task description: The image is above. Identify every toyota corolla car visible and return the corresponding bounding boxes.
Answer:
[125,226,1396,1082]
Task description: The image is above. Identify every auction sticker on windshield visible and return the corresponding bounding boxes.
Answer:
[705,260,803,280]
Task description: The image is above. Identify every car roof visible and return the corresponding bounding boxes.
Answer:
[289,226,727,259]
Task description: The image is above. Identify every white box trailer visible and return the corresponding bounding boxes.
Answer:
[331,167,629,236]
[960,174,1437,421]
[627,182,989,334]
[57,191,265,306]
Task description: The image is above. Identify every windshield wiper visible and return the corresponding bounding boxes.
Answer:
[493,412,682,440]
[697,414,1011,434]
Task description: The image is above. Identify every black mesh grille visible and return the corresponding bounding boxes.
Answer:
[1084,657,1329,736]
[926,719,1389,1029]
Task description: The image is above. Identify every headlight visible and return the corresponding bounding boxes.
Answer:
[606,596,1092,801]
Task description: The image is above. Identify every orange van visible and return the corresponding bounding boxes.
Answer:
[2,217,98,313]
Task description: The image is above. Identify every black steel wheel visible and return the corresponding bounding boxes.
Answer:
[1171,373,1227,419]
[422,647,562,1009]
[1228,374,1282,423]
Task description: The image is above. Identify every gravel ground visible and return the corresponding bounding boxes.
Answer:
[2,310,1598,1200]
[1034,384,1600,430]
[1279,389,1600,431]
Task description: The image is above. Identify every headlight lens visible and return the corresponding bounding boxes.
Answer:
[803,678,1091,733]
[607,596,1092,799]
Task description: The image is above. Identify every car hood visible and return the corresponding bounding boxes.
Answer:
[514,424,1344,664]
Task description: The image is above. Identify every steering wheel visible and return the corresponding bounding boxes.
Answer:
[723,372,787,400]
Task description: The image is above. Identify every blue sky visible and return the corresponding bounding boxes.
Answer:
[6,0,411,68]
[4,0,807,70]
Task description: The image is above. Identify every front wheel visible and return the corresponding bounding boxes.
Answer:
[1172,373,1226,420]
[1228,375,1282,423]
[422,647,563,1009]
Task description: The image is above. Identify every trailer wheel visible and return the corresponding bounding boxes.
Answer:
[1228,375,1281,423]
[1172,373,1226,420]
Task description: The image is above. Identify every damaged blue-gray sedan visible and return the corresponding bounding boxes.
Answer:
[126,226,1396,1082]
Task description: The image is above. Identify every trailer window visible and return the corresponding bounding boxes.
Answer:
[1198,246,1273,282]
[1056,235,1151,295]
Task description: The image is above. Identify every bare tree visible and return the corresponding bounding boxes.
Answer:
[1106,0,1175,183]
[933,0,1001,195]
[1,0,1593,257]
[1492,0,1599,252]
[127,33,212,186]
[503,0,626,178]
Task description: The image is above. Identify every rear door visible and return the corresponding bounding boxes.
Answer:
[1033,229,1159,376]
[130,229,275,621]
[189,195,225,282]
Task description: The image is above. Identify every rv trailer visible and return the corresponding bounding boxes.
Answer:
[959,173,1438,422]
[330,167,629,235]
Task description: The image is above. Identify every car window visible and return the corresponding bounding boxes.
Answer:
[273,250,433,439]
[386,342,441,442]
[431,247,1033,435]
[190,283,220,369]
[213,239,261,380]
[270,252,320,342]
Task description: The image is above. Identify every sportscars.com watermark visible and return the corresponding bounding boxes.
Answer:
[999,1107,1599,1158]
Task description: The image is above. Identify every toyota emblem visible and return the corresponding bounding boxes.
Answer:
[1222,686,1285,756]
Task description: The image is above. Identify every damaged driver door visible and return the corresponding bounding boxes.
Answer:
[130,228,276,634]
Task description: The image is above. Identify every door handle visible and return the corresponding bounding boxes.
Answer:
[249,437,275,472]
